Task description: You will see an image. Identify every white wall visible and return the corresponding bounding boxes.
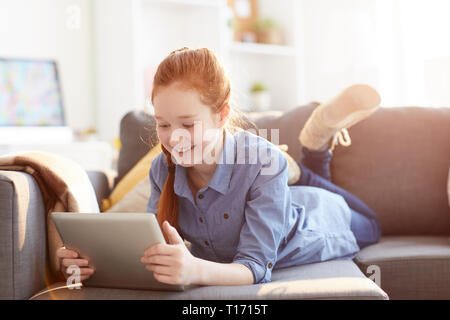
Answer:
[299,0,450,107]
[0,0,95,130]
[92,0,138,142]
[395,0,450,107]
[299,0,381,104]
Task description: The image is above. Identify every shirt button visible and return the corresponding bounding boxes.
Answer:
[204,240,209,246]
[199,217,204,223]
[268,262,273,269]
[223,213,229,219]
[198,194,204,199]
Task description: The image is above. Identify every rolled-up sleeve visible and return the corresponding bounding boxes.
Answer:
[233,147,291,284]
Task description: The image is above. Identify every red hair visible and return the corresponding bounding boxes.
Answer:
[151,47,238,236]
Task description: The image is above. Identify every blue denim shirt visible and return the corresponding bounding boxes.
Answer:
[147,129,359,284]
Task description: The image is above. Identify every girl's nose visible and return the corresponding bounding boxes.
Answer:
[169,129,192,149]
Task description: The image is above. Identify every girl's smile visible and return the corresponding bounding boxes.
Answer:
[173,144,196,160]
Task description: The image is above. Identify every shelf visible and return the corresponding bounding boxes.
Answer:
[228,42,297,57]
[143,0,224,9]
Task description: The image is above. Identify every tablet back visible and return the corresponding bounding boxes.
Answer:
[51,212,184,291]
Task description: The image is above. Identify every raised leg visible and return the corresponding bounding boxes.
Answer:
[299,84,381,151]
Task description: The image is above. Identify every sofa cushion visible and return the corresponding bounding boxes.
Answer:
[332,107,450,235]
[245,102,318,163]
[86,171,114,210]
[0,171,47,300]
[116,105,450,235]
[103,144,162,212]
[115,111,159,188]
[247,104,450,236]
[32,259,387,300]
[447,166,450,208]
[354,236,450,299]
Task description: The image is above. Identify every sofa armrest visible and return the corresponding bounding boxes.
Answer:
[0,170,47,300]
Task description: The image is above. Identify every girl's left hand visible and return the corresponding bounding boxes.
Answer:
[141,221,200,286]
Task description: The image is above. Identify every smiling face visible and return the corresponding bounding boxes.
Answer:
[153,82,229,167]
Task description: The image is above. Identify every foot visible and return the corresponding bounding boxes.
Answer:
[321,84,381,129]
[299,84,381,151]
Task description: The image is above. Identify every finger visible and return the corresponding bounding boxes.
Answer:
[141,255,174,266]
[144,243,178,257]
[163,221,184,245]
[57,248,79,259]
[79,268,95,275]
[65,267,94,276]
[79,275,92,282]
[62,259,90,268]
[153,272,176,285]
[145,264,172,276]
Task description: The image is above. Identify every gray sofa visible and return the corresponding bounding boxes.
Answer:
[1,103,449,300]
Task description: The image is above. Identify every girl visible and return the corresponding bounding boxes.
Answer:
[57,47,381,286]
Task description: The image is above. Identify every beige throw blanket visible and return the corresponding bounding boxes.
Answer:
[0,151,99,284]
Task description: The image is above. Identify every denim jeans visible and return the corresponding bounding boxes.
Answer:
[292,147,381,249]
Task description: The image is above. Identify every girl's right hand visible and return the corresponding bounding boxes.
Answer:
[56,246,95,281]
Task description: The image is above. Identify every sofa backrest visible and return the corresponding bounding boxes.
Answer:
[116,104,450,236]
[114,111,159,188]
[249,103,450,236]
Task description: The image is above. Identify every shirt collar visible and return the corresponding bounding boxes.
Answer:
[173,128,235,198]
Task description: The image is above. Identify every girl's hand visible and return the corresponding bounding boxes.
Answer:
[141,221,200,286]
[56,246,95,281]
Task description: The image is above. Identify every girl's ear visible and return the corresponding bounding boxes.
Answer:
[218,104,231,126]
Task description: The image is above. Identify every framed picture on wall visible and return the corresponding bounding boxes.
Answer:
[0,57,66,127]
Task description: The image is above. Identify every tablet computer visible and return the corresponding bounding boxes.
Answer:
[50,212,184,291]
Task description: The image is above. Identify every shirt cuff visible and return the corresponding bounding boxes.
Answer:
[233,258,274,284]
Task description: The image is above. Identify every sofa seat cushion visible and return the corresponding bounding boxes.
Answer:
[33,259,387,300]
[354,236,450,299]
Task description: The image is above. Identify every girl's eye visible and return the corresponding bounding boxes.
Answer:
[183,124,194,128]
[157,124,169,128]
